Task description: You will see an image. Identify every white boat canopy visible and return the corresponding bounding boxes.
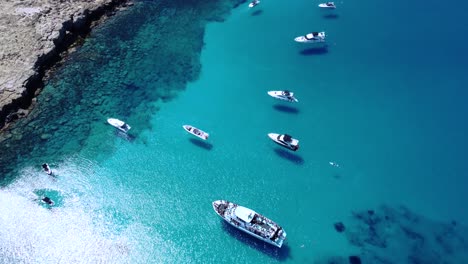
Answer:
[235,206,256,223]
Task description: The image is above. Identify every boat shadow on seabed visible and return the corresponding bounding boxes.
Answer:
[189,138,213,150]
[274,148,304,165]
[251,10,263,16]
[299,46,329,56]
[221,221,291,261]
[273,104,299,114]
[323,13,339,19]
[115,130,136,142]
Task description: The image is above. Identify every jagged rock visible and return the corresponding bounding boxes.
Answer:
[0,0,130,129]
[17,108,29,117]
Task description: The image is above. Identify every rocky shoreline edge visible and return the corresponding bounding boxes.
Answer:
[0,0,134,132]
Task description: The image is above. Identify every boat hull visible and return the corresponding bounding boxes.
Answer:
[107,118,131,133]
[249,0,260,8]
[294,36,326,43]
[267,91,299,103]
[294,32,326,43]
[212,200,286,248]
[224,214,284,248]
[268,133,299,151]
[183,125,209,140]
[318,3,336,8]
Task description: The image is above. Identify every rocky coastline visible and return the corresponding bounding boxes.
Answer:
[0,0,133,131]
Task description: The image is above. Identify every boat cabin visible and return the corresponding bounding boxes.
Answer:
[235,206,256,223]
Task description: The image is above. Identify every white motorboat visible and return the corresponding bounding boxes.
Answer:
[329,161,340,167]
[249,0,260,8]
[318,2,336,8]
[183,125,209,140]
[268,133,299,151]
[213,200,287,248]
[107,118,131,133]
[42,163,52,175]
[267,90,299,103]
[294,32,326,43]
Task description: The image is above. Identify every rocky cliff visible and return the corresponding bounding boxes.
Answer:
[0,0,131,130]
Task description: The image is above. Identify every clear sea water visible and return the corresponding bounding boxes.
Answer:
[1,0,468,263]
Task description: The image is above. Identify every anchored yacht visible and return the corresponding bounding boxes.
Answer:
[183,125,209,140]
[268,133,299,151]
[249,0,260,8]
[319,2,336,8]
[294,32,326,43]
[213,200,287,248]
[107,118,131,133]
[267,90,299,102]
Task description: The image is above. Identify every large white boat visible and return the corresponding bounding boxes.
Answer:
[318,2,336,9]
[294,32,326,43]
[268,133,299,151]
[267,90,299,103]
[183,125,209,140]
[107,118,131,133]
[212,200,287,248]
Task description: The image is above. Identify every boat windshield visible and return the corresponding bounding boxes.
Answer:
[305,34,314,40]
[283,134,293,143]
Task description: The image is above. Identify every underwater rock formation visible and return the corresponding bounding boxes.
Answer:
[348,256,361,264]
[344,205,468,263]
[334,222,346,233]
[0,0,244,177]
[319,206,467,263]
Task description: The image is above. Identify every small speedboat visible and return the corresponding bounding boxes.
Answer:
[42,163,52,175]
[268,133,299,151]
[107,118,131,133]
[267,91,299,103]
[41,196,54,206]
[294,32,326,43]
[249,0,260,8]
[183,125,209,140]
[319,2,336,8]
[329,161,340,167]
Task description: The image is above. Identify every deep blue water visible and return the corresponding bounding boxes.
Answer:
[1,0,468,263]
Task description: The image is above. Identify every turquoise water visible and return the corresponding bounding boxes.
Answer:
[1,0,468,263]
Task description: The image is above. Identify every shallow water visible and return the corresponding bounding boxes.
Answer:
[1,0,468,262]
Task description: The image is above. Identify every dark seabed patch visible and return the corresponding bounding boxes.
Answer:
[0,0,244,180]
[325,205,468,263]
